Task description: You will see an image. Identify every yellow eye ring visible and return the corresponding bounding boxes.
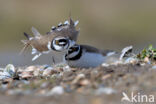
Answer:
[55,40,59,45]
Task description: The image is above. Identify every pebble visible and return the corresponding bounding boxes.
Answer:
[72,74,85,84]
[20,71,33,79]
[0,71,13,80]
[151,65,156,70]
[47,86,64,96]
[33,69,40,77]
[144,57,150,64]
[124,57,138,64]
[79,79,90,86]
[40,82,48,88]
[4,64,16,77]
[63,65,71,72]
[102,63,109,67]
[42,67,53,77]
[25,66,36,72]
[102,74,111,80]
[95,87,116,95]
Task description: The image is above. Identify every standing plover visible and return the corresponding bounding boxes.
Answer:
[21,18,79,63]
[65,44,133,68]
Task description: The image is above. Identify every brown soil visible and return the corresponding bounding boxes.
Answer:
[0,64,156,104]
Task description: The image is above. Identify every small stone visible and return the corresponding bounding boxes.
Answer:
[42,67,53,77]
[40,82,48,88]
[144,57,150,64]
[102,74,111,80]
[0,72,12,80]
[79,79,90,86]
[33,67,41,77]
[63,65,71,72]
[64,85,72,93]
[151,65,156,70]
[39,89,47,95]
[4,64,16,77]
[124,57,138,64]
[21,80,30,84]
[95,87,116,95]
[47,86,64,96]
[21,71,33,79]
[25,66,36,72]
[33,70,40,77]
[72,74,85,84]
[76,87,85,93]
[140,63,146,66]
[102,63,109,67]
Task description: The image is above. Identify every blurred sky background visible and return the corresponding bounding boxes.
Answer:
[0,0,156,66]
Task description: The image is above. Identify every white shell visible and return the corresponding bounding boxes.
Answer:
[4,64,15,77]
[0,64,16,79]
[48,86,64,95]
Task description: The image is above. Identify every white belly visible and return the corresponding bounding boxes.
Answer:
[67,53,105,68]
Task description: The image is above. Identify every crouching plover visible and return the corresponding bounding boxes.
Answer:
[65,44,133,68]
[21,18,79,63]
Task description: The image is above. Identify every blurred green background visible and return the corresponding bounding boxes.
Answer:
[0,0,156,66]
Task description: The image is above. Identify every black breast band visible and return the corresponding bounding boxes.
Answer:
[65,46,82,61]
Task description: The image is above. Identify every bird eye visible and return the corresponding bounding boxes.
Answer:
[58,39,68,46]
[72,48,76,51]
